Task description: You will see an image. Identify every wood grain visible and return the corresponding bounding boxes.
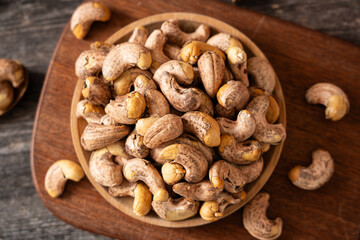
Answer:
[30,0,360,239]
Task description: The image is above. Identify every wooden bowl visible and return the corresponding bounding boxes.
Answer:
[70,12,286,228]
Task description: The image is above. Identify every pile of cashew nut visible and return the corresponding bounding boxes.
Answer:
[71,17,290,227]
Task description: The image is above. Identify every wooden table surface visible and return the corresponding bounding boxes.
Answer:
[0,0,359,239]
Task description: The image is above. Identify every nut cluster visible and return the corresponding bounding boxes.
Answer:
[75,19,286,226]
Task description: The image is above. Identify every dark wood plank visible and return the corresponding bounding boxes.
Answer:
[29,0,360,239]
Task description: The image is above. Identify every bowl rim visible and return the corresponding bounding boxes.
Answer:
[71,12,286,228]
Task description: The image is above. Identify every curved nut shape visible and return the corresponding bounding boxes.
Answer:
[145,29,170,72]
[200,190,246,221]
[173,180,222,201]
[120,158,169,202]
[207,33,244,53]
[243,192,283,240]
[100,114,120,126]
[0,59,25,88]
[45,160,84,198]
[135,116,160,136]
[198,51,225,98]
[89,149,123,187]
[75,48,108,81]
[133,75,157,94]
[105,92,146,124]
[288,149,334,190]
[150,134,213,165]
[109,180,152,216]
[82,77,111,106]
[180,41,226,65]
[113,68,152,96]
[215,103,235,119]
[182,111,221,147]
[218,134,262,165]
[227,47,248,86]
[0,81,14,111]
[249,87,280,124]
[152,197,200,221]
[247,57,276,93]
[209,158,264,193]
[217,80,250,110]
[76,99,105,124]
[142,89,170,118]
[160,143,209,184]
[125,130,149,158]
[81,123,130,151]
[246,96,286,144]
[128,26,148,46]
[161,19,210,46]
[163,43,181,60]
[305,82,349,121]
[70,2,110,39]
[143,114,183,148]
[102,42,152,81]
[198,89,214,116]
[153,60,194,86]
[217,110,256,141]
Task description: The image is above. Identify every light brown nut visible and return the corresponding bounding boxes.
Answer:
[182,111,221,147]
[155,72,201,112]
[207,33,244,53]
[160,143,209,184]
[150,134,213,165]
[128,26,148,46]
[249,87,280,124]
[75,48,108,81]
[215,103,236,119]
[141,89,170,118]
[173,180,222,201]
[289,149,334,190]
[197,89,214,117]
[81,123,130,151]
[180,41,226,65]
[45,160,84,198]
[0,59,25,88]
[217,80,250,110]
[305,82,350,121]
[243,192,283,240]
[133,75,157,94]
[153,60,194,86]
[217,110,256,141]
[209,158,264,193]
[100,114,120,126]
[135,116,160,136]
[161,19,210,46]
[106,140,132,159]
[102,42,152,81]
[105,91,146,124]
[90,41,113,51]
[70,2,110,39]
[152,197,200,221]
[125,130,149,158]
[145,29,170,72]
[163,43,181,60]
[113,68,152,96]
[198,51,225,98]
[109,180,152,216]
[223,67,234,84]
[260,143,271,153]
[89,148,123,187]
[0,81,14,111]
[247,57,276,93]
[143,114,183,148]
[218,134,262,165]
[76,99,105,124]
[246,96,286,144]
[200,190,246,221]
[118,157,169,202]
[81,76,111,106]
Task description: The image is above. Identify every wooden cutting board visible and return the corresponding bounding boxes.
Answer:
[31,0,360,239]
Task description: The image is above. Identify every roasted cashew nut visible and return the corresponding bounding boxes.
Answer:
[249,87,280,124]
[109,180,152,216]
[209,158,264,193]
[113,68,152,96]
[218,134,262,165]
[0,59,25,88]
[133,75,157,93]
[152,197,200,221]
[45,160,84,198]
[163,43,181,60]
[243,192,283,240]
[289,149,334,190]
[125,130,149,158]
[82,77,111,106]
[180,41,226,65]
[0,81,14,111]
[305,82,349,121]
[161,19,210,47]
[75,47,109,81]
[247,57,276,93]
[153,60,194,86]
[76,99,105,124]
[215,103,236,119]
[173,180,222,201]
[217,80,250,110]
[197,89,214,116]
[145,29,170,72]
[128,26,148,46]
[160,143,209,184]
[217,110,256,141]
[102,42,152,81]
[81,123,130,151]
[246,96,286,144]
[70,2,110,39]
[200,190,246,221]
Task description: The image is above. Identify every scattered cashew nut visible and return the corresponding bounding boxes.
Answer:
[0,59,25,88]
[0,81,14,111]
